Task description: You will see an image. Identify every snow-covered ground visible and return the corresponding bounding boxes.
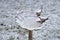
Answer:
[0,0,60,40]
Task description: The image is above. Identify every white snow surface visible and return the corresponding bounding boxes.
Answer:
[0,0,60,40]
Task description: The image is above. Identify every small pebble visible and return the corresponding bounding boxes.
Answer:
[17,27,19,29]
[0,23,3,26]
[17,37,19,39]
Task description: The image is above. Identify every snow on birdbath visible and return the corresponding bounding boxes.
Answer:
[16,16,42,30]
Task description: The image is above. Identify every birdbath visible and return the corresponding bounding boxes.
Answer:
[16,8,48,40]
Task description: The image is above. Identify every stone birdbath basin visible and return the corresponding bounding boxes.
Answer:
[16,7,48,40]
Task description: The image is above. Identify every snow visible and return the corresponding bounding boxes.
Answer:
[0,0,60,40]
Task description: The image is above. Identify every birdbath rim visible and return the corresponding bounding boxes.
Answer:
[20,25,43,30]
